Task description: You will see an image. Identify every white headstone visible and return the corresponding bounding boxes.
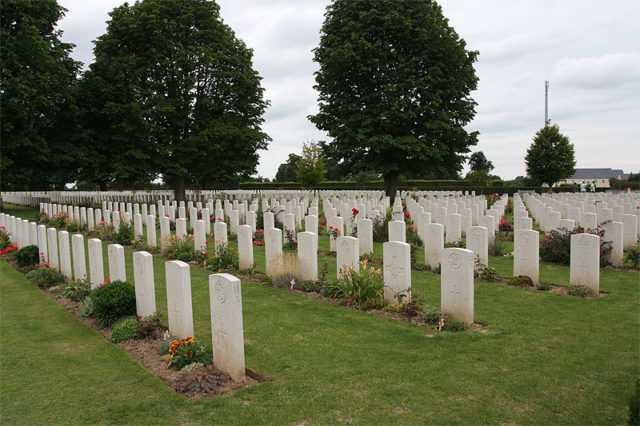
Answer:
[383,241,411,305]
[176,218,187,241]
[570,233,600,294]
[88,238,104,289]
[336,236,359,280]
[440,248,474,325]
[357,218,373,255]
[58,231,73,279]
[514,229,539,284]
[237,225,254,270]
[263,212,275,230]
[47,228,59,270]
[445,214,462,244]
[265,228,283,277]
[601,221,623,267]
[213,221,228,253]
[71,234,87,282]
[425,223,444,269]
[622,214,638,248]
[108,244,126,282]
[133,251,156,318]
[209,273,245,382]
[146,215,157,247]
[466,226,488,267]
[37,224,48,262]
[165,260,194,338]
[388,220,406,243]
[297,231,318,282]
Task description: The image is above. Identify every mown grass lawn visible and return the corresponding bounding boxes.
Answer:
[1,203,638,424]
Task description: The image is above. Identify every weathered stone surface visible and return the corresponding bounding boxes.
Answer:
[425,223,444,269]
[297,231,318,282]
[88,238,104,289]
[108,244,126,282]
[570,233,600,294]
[165,260,194,338]
[440,248,474,325]
[388,220,406,243]
[383,241,411,305]
[72,234,87,282]
[337,236,359,280]
[514,229,539,284]
[58,231,73,279]
[265,228,283,277]
[237,225,254,270]
[209,273,245,382]
[133,251,156,318]
[466,226,488,267]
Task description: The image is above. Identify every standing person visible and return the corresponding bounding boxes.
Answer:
[590,181,596,192]
[580,181,587,193]
[573,182,579,192]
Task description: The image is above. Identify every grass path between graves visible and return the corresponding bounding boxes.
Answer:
[1,203,639,424]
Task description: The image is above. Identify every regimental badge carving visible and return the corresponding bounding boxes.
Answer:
[215,282,226,304]
[448,252,461,269]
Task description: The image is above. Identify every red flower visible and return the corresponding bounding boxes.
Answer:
[205,241,209,244]
[404,213,411,217]
[352,208,359,216]
[409,225,415,229]
[217,217,222,221]
[500,220,505,225]
[44,263,50,268]
[165,214,169,217]
[106,277,111,283]
[100,282,105,287]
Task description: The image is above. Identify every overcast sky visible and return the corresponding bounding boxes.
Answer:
[57,0,640,180]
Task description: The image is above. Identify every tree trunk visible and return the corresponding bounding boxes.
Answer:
[174,175,186,203]
[384,172,400,205]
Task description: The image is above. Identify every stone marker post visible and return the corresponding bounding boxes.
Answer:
[72,234,87,282]
[237,225,254,270]
[336,236,359,280]
[441,248,474,325]
[108,244,126,282]
[383,241,411,305]
[133,251,156,318]
[297,231,318,282]
[88,238,104,289]
[514,229,539,284]
[570,233,600,294]
[165,260,194,338]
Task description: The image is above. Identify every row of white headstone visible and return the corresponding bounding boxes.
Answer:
[0,212,246,382]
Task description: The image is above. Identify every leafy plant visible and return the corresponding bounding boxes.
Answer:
[406,228,423,269]
[475,259,501,282]
[86,221,115,241]
[372,215,390,243]
[112,221,135,245]
[324,260,384,310]
[625,247,640,269]
[252,229,265,246]
[488,239,508,256]
[540,226,612,266]
[0,227,13,250]
[91,280,137,327]
[61,279,91,302]
[135,314,163,339]
[159,336,180,355]
[77,297,95,318]
[507,275,534,288]
[499,219,513,232]
[25,264,66,288]
[180,362,205,373]
[110,317,138,343]
[161,235,195,261]
[174,369,227,393]
[536,282,551,291]
[14,245,40,267]
[47,211,69,229]
[168,336,212,370]
[629,378,640,425]
[204,242,239,272]
[567,285,594,298]
[283,229,298,252]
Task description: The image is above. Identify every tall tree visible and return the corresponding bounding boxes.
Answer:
[297,141,326,186]
[274,153,301,182]
[468,151,494,173]
[87,0,270,200]
[525,124,576,187]
[310,0,479,202]
[0,0,82,190]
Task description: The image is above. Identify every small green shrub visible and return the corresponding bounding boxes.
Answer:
[441,316,467,332]
[77,297,95,318]
[14,245,40,267]
[475,259,501,282]
[177,252,193,262]
[174,369,227,393]
[112,221,135,245]
[61,279,91,302]
[85,222,115,241]
[382,303,404,313]
[507,275,534,288]
[567,285,595,298]
[540,226,612,266]
[110,317,138,343]
[91,280,137,327]
[159,336,180,355]
[25,264,66,288]
[301,280,321,293]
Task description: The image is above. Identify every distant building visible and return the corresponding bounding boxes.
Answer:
[556,168,630,188]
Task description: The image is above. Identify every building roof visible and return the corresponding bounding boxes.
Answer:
[570,168,629,180]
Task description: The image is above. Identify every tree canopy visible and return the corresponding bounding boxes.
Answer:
[310,0,479,202]
[80,0,270,199]
[296,141,326,186]
[0,0,82,190]
[525,124,576,187]
[274,153,301,182]
[468,151,494,173]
